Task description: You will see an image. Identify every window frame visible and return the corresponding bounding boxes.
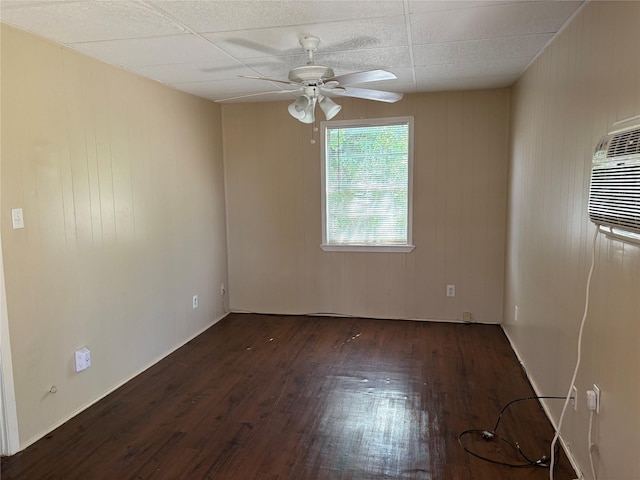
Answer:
[320,116,415,253]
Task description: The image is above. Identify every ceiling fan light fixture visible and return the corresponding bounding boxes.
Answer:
[288,96,310,119]
[319,96,341,120]
[299,110,315,124]
[299,97,316,124]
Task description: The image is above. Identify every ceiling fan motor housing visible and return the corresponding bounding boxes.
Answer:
[288,65,335,85]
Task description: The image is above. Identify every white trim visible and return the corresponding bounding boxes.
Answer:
[228,309,500,325]
[320,244,415,253]
[0,233,20,456]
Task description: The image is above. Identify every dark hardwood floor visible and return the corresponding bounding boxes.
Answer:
[1,313,576,479]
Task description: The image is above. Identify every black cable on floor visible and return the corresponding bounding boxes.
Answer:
[458,396,565,469]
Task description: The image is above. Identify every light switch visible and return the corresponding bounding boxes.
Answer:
[11,208,24,229]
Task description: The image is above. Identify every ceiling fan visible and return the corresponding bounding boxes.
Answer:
[217,36,403,123]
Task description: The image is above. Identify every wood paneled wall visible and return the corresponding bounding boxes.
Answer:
[222,90,509,323]
[1,25,228,448]
[504,2,640,479]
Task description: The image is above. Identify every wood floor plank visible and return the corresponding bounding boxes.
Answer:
[1,313,576,479]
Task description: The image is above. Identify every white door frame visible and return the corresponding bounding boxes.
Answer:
[0,230,20,455]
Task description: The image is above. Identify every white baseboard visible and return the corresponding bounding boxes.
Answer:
[228,308,501,325]
[501,325,584,480]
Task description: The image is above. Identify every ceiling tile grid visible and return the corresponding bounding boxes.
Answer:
[0,0,583,102]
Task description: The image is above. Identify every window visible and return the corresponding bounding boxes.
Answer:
[321,116,414,252]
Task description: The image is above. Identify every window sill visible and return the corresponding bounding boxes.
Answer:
[320,244,415,253]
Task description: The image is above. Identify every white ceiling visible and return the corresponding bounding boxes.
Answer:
[0,0,584,103]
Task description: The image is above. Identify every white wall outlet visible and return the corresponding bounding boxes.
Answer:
[192,294,198,309]
[571,385,578,410]
[586,390,596,411]
[587,383,600,413]
[446,284,455,297]
[75,347,91,372]
[220,284,226,296]
[11,208,24,229]
[586,384,601,413]
[462,312,472,322]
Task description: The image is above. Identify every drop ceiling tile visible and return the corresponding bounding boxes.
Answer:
[216,91,300,103]
[0,1,185,44]
[241,46,411,80]
[315,47,413,73]
[151,0,405,33]
[204,15,408,59]
[240,54,307,79]
[410,1,581,43]
[131,60,258,84]
[413,34,553,66]
[416,74,515,92]
[408,1,529,14]
[173,78,291,100]
[415,57,527,81]
[70,34,231,68]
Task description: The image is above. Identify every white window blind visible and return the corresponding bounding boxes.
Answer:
[321,117,414,252]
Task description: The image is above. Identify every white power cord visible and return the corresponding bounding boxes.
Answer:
[549,227,599,480]
[588,410,597,480]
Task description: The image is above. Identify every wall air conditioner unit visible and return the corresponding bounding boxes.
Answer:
[588,123,640,243]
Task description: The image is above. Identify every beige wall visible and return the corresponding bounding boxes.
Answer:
[0,25,228,448]
[223,90,509,323]
[504,2,640,479]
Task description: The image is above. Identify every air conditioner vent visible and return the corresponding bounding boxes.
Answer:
[589,124,640,238]
[589,161,640,233]
[607,127,640,158]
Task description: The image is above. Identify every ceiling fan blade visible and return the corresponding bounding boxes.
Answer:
[215,89,300,103]
[326,69,397,87]
[239,75,298,86]
[333,87,403,103]
[320,86,346,95]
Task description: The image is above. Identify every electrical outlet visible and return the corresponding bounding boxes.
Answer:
[446,285,455,297]
[586,385,601,413]
[192,294,198,309]
[571,386,578,410]
[11,208,24,229]
[462,312,472,322]
[75,351,84,372]
[75,347,91,372]
[220,284,226,296]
